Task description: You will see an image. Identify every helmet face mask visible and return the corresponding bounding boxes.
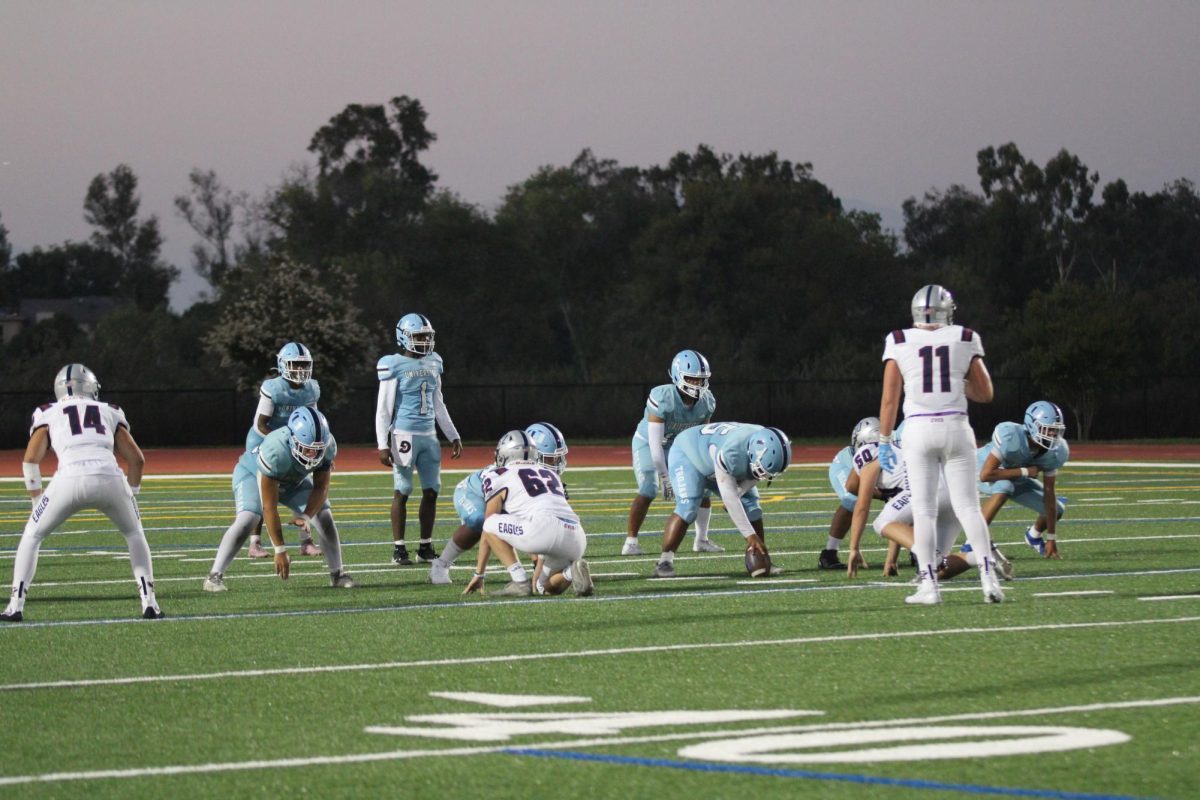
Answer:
[911,284,956,328]
[287,407,330,469]
[669,350,711,399]
[53,363,101,401]
[494,430,536,467]
[1024,401,1066,449]
[525,422,568,475]
[851,416,881,449]
[276,342,313,384]
[396,313,436,355]
[747,427,792,481]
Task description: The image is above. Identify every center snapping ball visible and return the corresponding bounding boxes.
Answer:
[744,548,772,578]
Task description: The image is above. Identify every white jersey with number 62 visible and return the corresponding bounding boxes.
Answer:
[481,462,580,524]
[30,397,129,476]
[882,325,985,418]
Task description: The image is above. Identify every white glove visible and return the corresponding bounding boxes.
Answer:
[660,472,675,501]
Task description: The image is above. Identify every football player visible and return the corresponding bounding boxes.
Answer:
[203,408,355,591]
[245,342,323,559]
[376,313,463,566]
[940,400,1069,578]
[462,430,593,598]
[428,422,567,586]
[652,423,791,578]
[840,417,912,578]
[820,417,892,570]
[3,364,162,622]
[624,350,719,556]
[878,284,1001,605]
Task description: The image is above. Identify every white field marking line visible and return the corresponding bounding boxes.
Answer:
[735,578,818,585]
[1138,595,1200,602]
[1032,590,1115,598]
[2,697,1199,790]
[3,615,1198,692]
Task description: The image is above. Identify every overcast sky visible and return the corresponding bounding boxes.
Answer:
[2,1,1198,309]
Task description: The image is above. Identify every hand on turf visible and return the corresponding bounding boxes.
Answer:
[274,550,291,579]
[450,439,463,459]
[378,448,394,467]
[463,574,485,595]
[1044,540,1061,559]
[846,548,867,579]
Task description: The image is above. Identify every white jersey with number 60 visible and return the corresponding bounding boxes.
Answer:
[481,462,580,524]
[30,397,129,476]
[881,325,985,417]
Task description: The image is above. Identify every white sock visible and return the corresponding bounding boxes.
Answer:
[825,536,841,551]
[439,541,465,565]
[7,583,27,613]
[1030,523,1045,535]
[624,536,638,546]
[562,565,574,582]
[139,576,158,609]
[695,507,712,541]
[507,563,528,583]
[419,537,432,544]
[963,549,979,567]
[660,550,675,565]
[249,535,261,545]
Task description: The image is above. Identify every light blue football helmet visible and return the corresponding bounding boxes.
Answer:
[911,284,955,327]
[525,422,568,474]
[276,342,313,384]
[395,313,435,355]
[669,349,711,399]
[748,427,792,481]
[1024,401,1066,448]
[494,430,536,467]
[53,363,101,400]
[851,416,881,449]
[287,407,330,469]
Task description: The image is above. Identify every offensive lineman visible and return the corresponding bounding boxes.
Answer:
[3,364,162,622]
[878,284,1002,605]
[376,313,463,566]
[246,342,322,559]
[624,350,720,556]
[462,430,593,598]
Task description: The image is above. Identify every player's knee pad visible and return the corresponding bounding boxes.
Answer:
[392,469,414,495]
[635,470,658,499]
[674,498,700,525]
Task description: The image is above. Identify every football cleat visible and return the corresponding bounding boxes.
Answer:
[768,563,784,576]
[416,542,438,563]
[0,609,23,622]
[1024,527,1046,556]
[621,539,643,556]
[496,580,532,597]
[429,558,452,585]
[570,559,594,597]
[692,538,724,553]
[392,544,413,566]
[980,558,1005,604]
[142,605,165,620]
[298,539,323,557]
[991,546,1015,581]
[330,571,358,589]
[905,581,943,605]
[817,548,845,570]
[202,573,227,593]
[652,560,677,578]
[246,541,270,559]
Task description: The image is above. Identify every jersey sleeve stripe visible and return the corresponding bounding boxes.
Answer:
[961,327,975,342]
[891,330,906,343]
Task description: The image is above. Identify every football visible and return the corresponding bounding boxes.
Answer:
[744,548,772,578]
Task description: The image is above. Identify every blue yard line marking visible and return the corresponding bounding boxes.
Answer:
[502,749,1153,800]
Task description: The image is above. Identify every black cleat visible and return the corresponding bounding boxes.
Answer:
[1,609,24,622]
[416,542,438,563]
[817,548,845,570]
[392,544,413,566]
[142,605,165,620]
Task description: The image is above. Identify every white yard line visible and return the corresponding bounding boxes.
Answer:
[1138,595,1200,602]
[1031,590,1114,597]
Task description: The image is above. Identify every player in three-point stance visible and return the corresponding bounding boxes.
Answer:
[462,430,593,598]
[428,422,568,586]
[245,342,323,559]
[877,284,1003,605]
[624,350,719,556]
[376,313,463,566]
[3,364,162,622]
[820,416,900,571]
[203,407,356,592]
[652,423,791,579]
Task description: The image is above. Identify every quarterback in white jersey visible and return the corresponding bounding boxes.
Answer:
[3,364,162,622]
[462,431,593,598]
[878,285,1002,605]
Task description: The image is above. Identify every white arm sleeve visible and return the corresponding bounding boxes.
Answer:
[255,394,275,418]
[433,377,460,442]
[648,420,668,476]
[712,447,757,539]
[375,379,397,450]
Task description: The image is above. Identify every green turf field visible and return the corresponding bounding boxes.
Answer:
[1,462,1198,799]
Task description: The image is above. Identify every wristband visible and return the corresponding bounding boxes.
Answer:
[1043,532,1056,541]
[129,484,141,496]
[274,544,289,555]
[879,434,892,444]
[1019,467,1029,478]
[473,572,486,579]
[22,462,42,491]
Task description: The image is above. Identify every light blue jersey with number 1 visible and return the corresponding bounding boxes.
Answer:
[376,352,444,435]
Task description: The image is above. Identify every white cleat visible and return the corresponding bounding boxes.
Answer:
[621,540,644,556]
[692,539,724,553]
[428,558,452,585]
[570,559,595,597]
[330,571,358,589]
[202,573,227,593]
[905,580,942,606]
[991,547,1015,581]
[981,557,1006,603]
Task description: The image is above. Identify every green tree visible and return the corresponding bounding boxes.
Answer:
[205,258,370,403]
[175,169,249,290]
[84,164,179,309]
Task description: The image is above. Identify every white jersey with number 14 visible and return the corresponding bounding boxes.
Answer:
[30,397,129,476]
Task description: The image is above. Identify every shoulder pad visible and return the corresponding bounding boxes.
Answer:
[889,330,906,344]
[961,327,975,342]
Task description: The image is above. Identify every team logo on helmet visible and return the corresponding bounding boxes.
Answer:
[851,416,881,449]
[748,427,792,481]
[525,422,569,474]
[1024,401,1066,449]
[396,313,436,355]
[287,407,330,469]
[669,350,711,399]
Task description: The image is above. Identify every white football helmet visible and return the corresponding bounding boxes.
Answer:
[54,364,101,400]
[911,285,955,327]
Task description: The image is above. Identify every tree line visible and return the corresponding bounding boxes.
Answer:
[2,96,1197,439]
